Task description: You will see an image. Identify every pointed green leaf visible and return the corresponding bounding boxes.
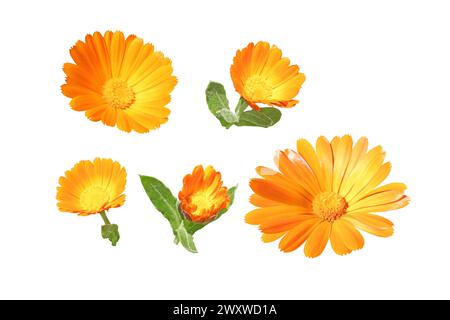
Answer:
[140,175,198,253]
[184,186,238,234]
[175,222,197,253]
[101,224,120,246]
[236,107,282,128]
[139,175,182,233]
[205,81,238,128]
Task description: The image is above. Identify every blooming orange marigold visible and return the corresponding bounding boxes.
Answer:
[62,31,177,133]
[246,135,410,258]
[57,158,126,216]
[230,41,305,111]
[178,165,230,223]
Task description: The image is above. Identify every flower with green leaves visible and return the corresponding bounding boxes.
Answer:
[206,41,305,129]
[140,165,237,253]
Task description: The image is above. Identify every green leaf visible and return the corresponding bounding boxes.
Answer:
[140,175,198,253]
[205,81,238,128]
[175,222,197,253]
[236,107,282,128]
[227,186,238,206]
[139,175,182,233]
[184,186,238,234]
[101,224,120,246]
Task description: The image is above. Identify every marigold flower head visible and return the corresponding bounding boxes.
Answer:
[57,158,126,216]
[230,41,305,110]
[246,135,410,258]
[178,165,230,223]
[62,31,177,133]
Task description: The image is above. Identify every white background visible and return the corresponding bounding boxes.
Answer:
[0,0,449,299]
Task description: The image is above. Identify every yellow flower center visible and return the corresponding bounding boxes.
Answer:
[102,78,136,109]
[312,192,348,222]
[79,185,110,211]
[243,75,273,101]
[190,191,215,216]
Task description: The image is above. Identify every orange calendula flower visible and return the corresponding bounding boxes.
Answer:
[179,165,230,223]
[57,158,126,246]
[230,41,305,110]
[246,135,410,258]
[62,31,177,133]
[57,158,126,215]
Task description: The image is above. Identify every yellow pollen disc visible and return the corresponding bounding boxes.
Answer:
[190,191,214,216]
[102,78,136,109]
[312,192,348,222]
[243,75,273,101]
[79,186,110,211]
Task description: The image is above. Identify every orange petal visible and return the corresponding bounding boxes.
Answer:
[347,190,406,212]
[256,165,312,203]
[262,232,285,243]
[245,205,311,225]
[249,194,283,207]
[332,135,353,193]
[332,219,364,252]
[276,149,321,195]
[273,151,314,200]
[249,178,309,206]
[344,213,394,237]
[339,137,369,195]
[260,221,302,234]
[344,146,385,200]
[316,136,333,191]
[70,94,106,111]
[303,221,331,258]
[296,139,325,191]
[270,99,298,108]
[359,182,407,198]
[330,224,352,256]
[279,217,320,252]
[347,162,392,205]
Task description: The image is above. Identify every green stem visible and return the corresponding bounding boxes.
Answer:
[100,211,111,225]
[99,211,120,246]
[235,97,249,118]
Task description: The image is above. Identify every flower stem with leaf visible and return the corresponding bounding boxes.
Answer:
[140,175,237,253]
[205,82,282,129]
[100,211,120,246]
